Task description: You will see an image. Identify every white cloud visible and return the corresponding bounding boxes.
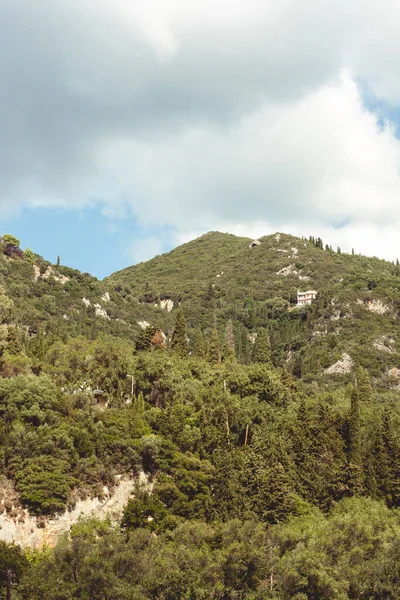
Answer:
[2,0,400,261]
[95,72,400,231]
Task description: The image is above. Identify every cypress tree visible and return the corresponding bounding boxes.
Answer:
[251,328,271,364]
[348,386,363,494]
[357,366,373,404]
[225,320,235,351]
[370,420,390,500]
[194,327,207,359]
[171,309,187,357]
[208,328,221,364]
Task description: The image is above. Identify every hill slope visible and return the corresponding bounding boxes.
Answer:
[110,231,400,380]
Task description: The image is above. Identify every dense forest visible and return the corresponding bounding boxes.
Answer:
[1,232,400,598]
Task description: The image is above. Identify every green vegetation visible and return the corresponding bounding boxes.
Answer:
[1,231,400,597]
[2,234,20,247]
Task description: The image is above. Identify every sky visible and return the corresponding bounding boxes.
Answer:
[2,0,400,278]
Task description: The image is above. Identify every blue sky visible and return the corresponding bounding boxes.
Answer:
[1,208,175,279]
[3,0,400,275]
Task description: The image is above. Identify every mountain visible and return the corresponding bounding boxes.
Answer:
[109,230,400,382]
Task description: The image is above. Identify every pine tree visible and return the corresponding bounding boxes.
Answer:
[208,328,221,364]
[171,309,187,357]
[24,248,35,265]
[2,234,20,247]
[251,328,271,364]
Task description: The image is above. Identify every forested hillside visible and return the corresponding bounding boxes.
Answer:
[1,232,400,598]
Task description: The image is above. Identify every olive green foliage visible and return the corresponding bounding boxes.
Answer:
[135,324,157,351]
[2,233,20,247]
[3,231,400,597]
[0,375,148,513]
[208,327,221,363]
[14,498,400,600]
[252,327,271,363]
[357,365,373,404]
[110,231,400,378]
[23,247,35,264]
[170,309,187,357]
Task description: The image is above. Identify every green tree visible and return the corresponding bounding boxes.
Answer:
[251,328,271,364]
[348,386,363,494]
[194,327,207,359]
[24,247,35,264]
[0,287,13,323]
[357,366,373,404]
[208,328,221,364]
[135,325,157,352]
[2,233,20,247]
[171,309,187,357]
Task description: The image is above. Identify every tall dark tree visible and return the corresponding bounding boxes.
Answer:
[208,328,221,364]
[194,327,207,359]
[171,309,187,357]
[135,325,157,352]
[348,386,363,494]
[357,366,373,404]
[251,328,271,364]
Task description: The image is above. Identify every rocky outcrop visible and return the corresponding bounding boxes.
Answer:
[137,320,150,329]
[159,299,174,312]
[373,336,395,353]
[0,472,151,549]
[276,264,298,276]
[34,264,69,284]
[357,299,390,314]
[325,353,353,374]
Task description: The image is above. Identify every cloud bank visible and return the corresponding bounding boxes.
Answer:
[2,0,400,260]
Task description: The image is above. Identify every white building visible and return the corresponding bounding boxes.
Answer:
[297,290,318,306]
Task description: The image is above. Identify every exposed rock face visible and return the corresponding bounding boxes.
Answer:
[276,264,298,276]
[82,297,91,308]
[101,292,111,303]
[94,303,110,319]
[137,320,150,329]
[0,473,151,549]
[159,299,174,312]
[373,336,395,353]
[249,240,261,248]
[357,299,390,314]
[33,264,69,284]
[325,353,354,374]
[388,368,400,378]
